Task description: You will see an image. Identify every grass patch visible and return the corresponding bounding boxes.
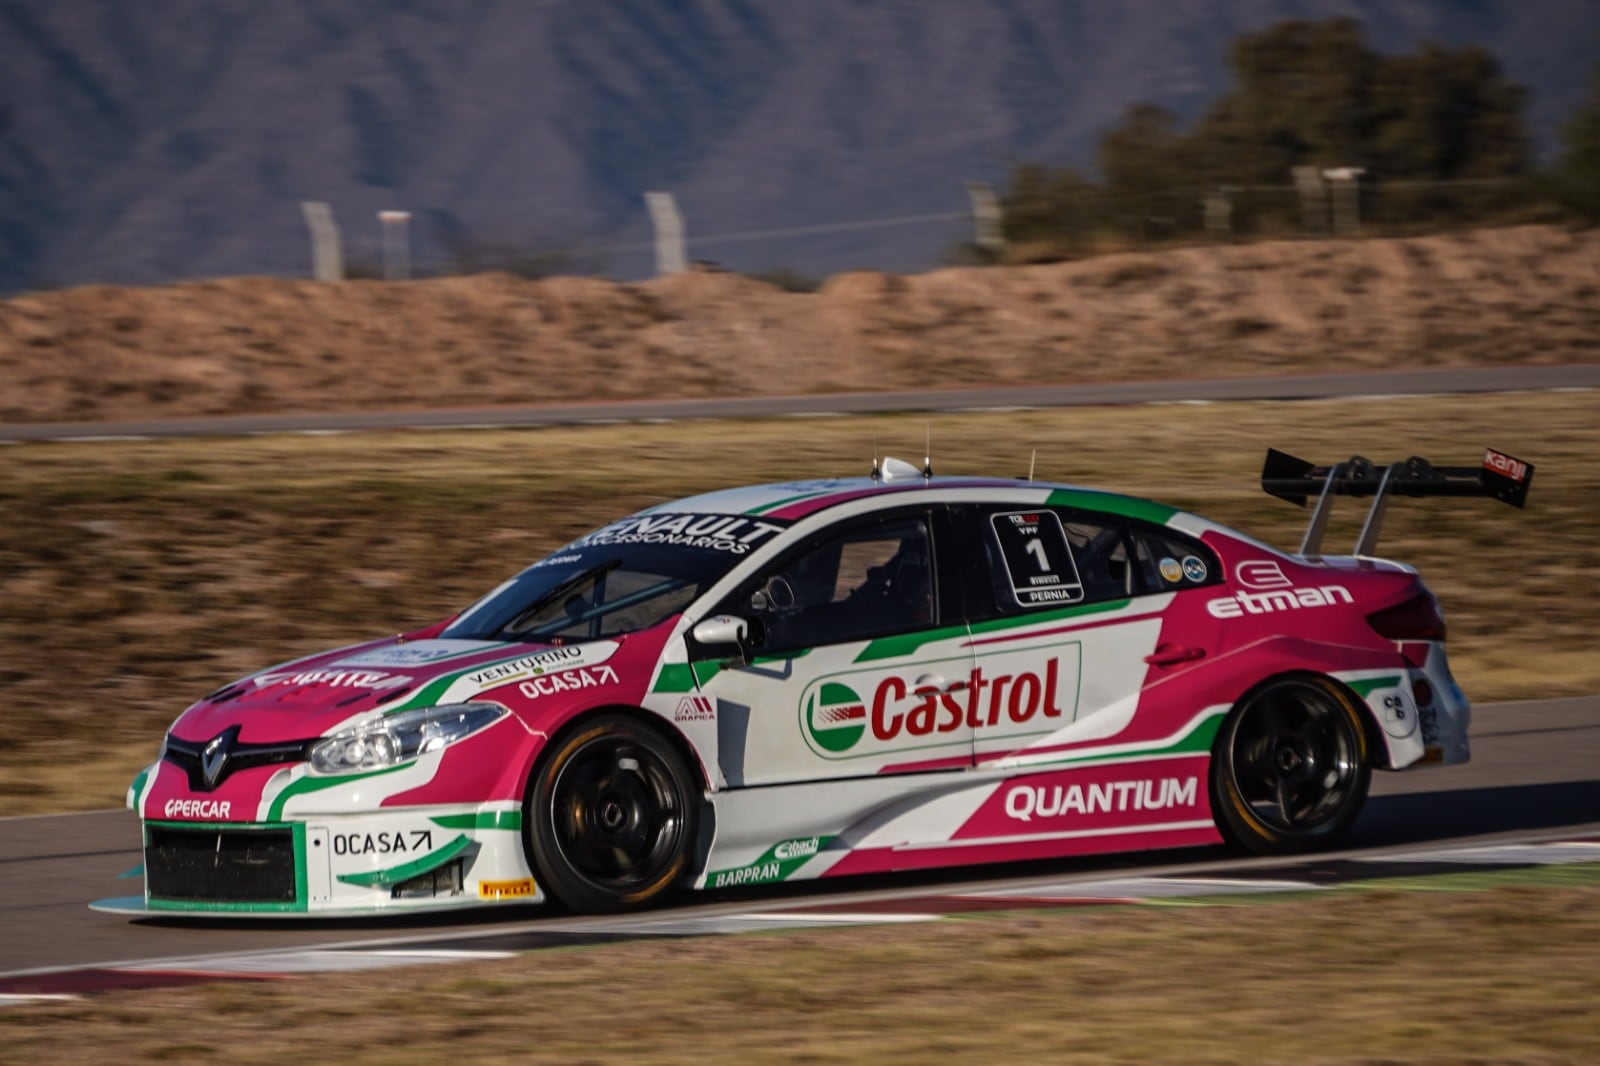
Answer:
[1,884,1598,1062]
[0,392,1595,815]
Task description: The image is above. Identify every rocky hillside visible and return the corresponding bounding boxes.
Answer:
[2,225,1595,424]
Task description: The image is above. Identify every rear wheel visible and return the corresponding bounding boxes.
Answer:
[1212,676,1371,854]
[525,715,698,914]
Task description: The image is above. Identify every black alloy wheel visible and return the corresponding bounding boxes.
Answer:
[1212,676,1371,854]
[526,715,698,914]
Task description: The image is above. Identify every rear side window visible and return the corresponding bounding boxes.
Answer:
[1128,525,1219,592]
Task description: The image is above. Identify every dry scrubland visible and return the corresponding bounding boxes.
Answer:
[1,231,1597,1062]
[0,226,1596,815]
[1,225,1597,424]
[3,881,1598,1063]
[1,393,1596,816]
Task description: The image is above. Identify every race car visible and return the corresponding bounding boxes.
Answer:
[98,447,1533,916]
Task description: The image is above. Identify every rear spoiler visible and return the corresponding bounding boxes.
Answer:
[1261,447,1534,557]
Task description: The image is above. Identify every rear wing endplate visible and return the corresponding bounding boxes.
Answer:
[1261,447,1534,557]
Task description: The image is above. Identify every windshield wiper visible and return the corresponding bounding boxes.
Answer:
[500,559,621,638]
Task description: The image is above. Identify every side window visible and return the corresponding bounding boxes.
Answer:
[736,515,936,652]
[973,508,1131,621]
[1128,525,1219,592]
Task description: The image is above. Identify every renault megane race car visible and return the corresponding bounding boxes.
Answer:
[99,447,1533,916]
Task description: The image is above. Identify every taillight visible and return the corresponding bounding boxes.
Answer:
[1367,592,1447,642]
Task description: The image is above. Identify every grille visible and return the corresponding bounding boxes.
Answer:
[163,733,311,792]
[145,825,297,904]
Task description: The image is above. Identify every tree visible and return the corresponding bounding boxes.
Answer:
[999,162,1104,254]
[1368,45,1529,179]
[1554,60,1600,220]
[1199,18,1380,181]
[1098,104,1203,234]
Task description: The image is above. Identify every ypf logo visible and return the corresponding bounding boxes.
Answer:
[805,682,866,753]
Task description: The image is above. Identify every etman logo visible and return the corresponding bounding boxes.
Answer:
[1234,560,1292,590]
[1207,584,1353,619]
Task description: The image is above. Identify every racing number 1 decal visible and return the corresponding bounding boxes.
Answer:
[991,511,1085,607]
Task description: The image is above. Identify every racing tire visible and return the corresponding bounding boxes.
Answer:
[1211,675,1371,855]
[525,714,698,914]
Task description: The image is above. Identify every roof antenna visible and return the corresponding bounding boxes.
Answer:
[870,436,882,482]
[1027,449,1037,482]
[922,423,933,480]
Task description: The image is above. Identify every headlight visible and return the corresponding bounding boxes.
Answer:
[309,703,507,775]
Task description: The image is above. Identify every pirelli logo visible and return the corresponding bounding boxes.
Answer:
[478,877,536,900]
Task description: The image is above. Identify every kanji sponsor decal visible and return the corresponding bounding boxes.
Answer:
[1483,449,1528,483]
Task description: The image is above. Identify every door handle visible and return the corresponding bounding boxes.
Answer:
[1144,644,1206,667]
[914,674,968,693]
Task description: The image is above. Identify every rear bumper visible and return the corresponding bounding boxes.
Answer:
[1340,641,1469,770]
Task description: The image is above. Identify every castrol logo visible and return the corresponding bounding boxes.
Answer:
[803,659,1069,756]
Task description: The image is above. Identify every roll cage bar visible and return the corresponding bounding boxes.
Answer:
[1261,447,1534,557]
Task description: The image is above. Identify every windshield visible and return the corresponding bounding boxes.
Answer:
[442,511,788,642]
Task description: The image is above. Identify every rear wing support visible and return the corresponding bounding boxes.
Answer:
[1261,447,1534,557]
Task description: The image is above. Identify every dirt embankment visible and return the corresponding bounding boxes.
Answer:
[2,224,1597,424]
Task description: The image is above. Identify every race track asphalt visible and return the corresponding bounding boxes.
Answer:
[2,696,1595,977]
[3,364,1597,442]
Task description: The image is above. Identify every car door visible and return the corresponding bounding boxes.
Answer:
[690,505,978,788]
[952,503,1218,766]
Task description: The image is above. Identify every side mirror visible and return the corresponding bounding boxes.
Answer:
[691,614,749,650]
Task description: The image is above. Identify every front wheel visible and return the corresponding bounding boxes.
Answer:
[525,715,699,914]
[1212,676,1371,854]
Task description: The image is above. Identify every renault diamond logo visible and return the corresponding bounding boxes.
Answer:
[201,726,240,789]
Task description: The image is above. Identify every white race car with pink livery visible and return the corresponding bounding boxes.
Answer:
[99,447,1533,916]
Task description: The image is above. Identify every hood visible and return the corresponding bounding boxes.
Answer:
[169,637,607,744]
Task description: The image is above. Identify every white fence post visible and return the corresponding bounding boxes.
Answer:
[380,210,412,280]
[964,181,1003,252]
[301,201,344,281]
[1322,168,1365,236]
[645,191,686,275]
[1291,167,1328,235]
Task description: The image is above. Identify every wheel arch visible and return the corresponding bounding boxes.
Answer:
[1213,669,1385,769]
[522,702,717,884]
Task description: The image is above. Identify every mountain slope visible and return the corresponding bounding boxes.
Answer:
[2,0,1596,292]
